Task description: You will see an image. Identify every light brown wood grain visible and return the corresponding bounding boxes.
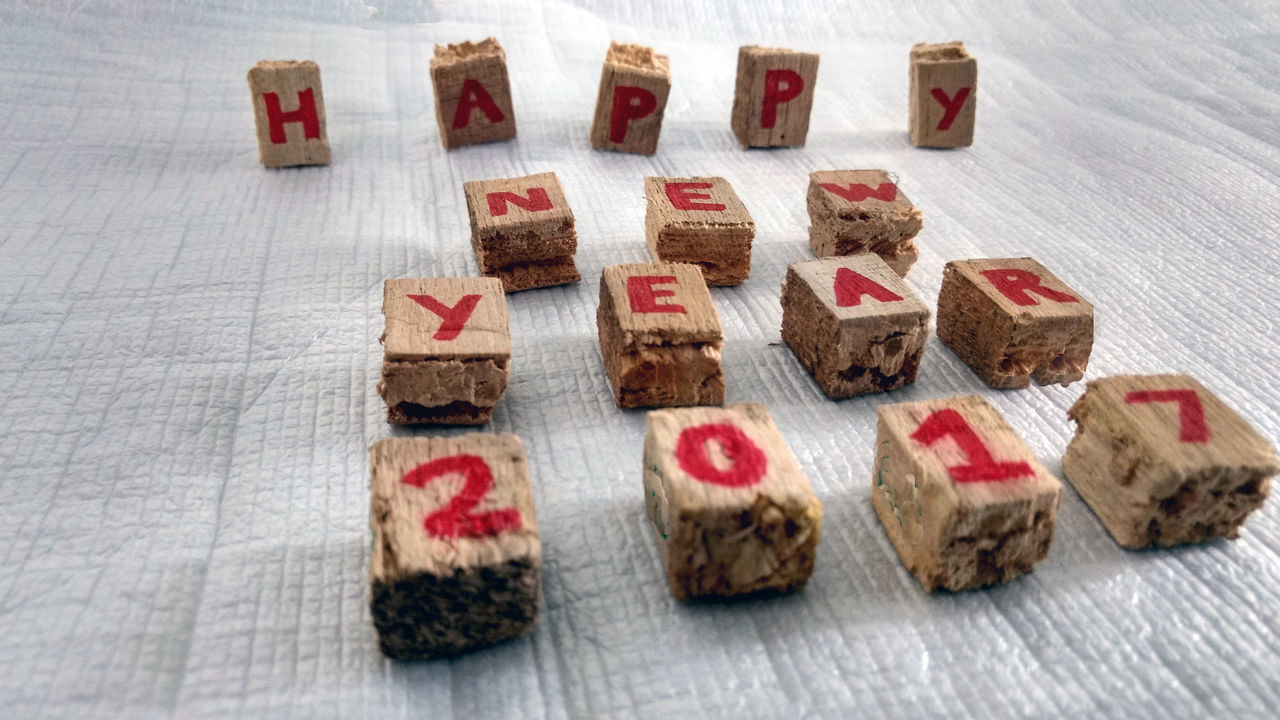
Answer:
[589,42,671,155]
[730,45,820,148]
[381,277,511,361]
[430,38,516,149]
[462,172,580,292]
[246,60,330,168]
[909,41,977,148]
[644,176,755,286]
[807,169,923,275]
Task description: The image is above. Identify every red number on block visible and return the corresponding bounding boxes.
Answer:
[675,423,767,488]
[1124,389,1210,444]
[910,408,1034,483]
[403,454,522,539]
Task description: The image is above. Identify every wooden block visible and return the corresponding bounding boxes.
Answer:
[430,38,516,149]
[643,403,822,600]
[909,41,977,148]
[807,169,924,276]
[378,277,510,424]
[873,395,1062,592]
[781,255,930,399]
[1063,374,1279,549]
[596,263,724,408]
[463,172,579,292]
[369,433,540,659]
[730,45,820,148]
[246,60,330,168]
[589,42,671,155]
[936,257,1093,389]
[644,176,755,286]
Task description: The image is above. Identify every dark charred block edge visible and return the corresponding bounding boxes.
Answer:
[387,400,495,425]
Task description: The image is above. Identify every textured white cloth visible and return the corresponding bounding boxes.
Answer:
[2,1,1279,717]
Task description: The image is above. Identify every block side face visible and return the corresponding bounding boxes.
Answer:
[485,257,581,293]
[909,51,977,148]
[648,231,753,287]
[871,415,935,588]
[645,176,754,230]
[781,266,844,394]
[731,47,820,148]
[936,264,1021,387]
[464,172,574,240]
[247,61,330,168]
[382,277,511,360]
[430,49,516,149]
[590,54,672,154]
[378,358,509,409]
[600,263,723,343]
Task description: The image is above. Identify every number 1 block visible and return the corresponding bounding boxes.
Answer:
[247,60,330,168]
[645,176,756,286]
[1063,374,1279,548]
[909,41,977,148]
[873,395,1062,592]
[430,37,517,149]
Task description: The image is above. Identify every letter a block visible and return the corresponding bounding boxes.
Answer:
[937,257,1093,389]
[590,41,671,155]
[1063,374,1279,549]
[873,395,1062,592]
[645,176,756,286]
[731,45,819,148]
[430,38,517,149]
[597,263,724,409]
[247,60,330,168]
[909,41,977,148]
[463,172,580,292]
[643,403,822,600]
[807,169,924,276]
[782,255,930,399]
[379,277,510,424]
[369,434,540,659]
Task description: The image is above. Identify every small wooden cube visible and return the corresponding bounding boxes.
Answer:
[247,60,330,168]
[369,433,540,659]
[378,277,510,424]
[589,41,671,155]
[937,257,1093,389]
[1063,374,1279,549]
[644,403,822,600]
[430,38,516,149]
[730,45,820,148]
[873,395,1062,592]
[909,41,977,148]
[597,263,724,408]
[782,255,930,399]
[463,172,580,292]
[644,176,755,286]
[807,169,923,276]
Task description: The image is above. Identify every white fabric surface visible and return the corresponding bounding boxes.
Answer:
[3,1,1280,717]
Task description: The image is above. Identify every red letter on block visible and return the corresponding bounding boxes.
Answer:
[263,89,321,144]
[452,78,506,129]
[930,87,972,131]
[1125,389,1211,443]
[761,69,804,129]
[834,267,903,307]
[664,182,726,212]
[675,423,768,488]
[910,408,1034,483]
[627,276,686,314]
[403,455,522,539]
[407,293,482,341]
[610,86,658,143]
[820,182,898,203]
[486,188,552,217]
[979,268,1078,307]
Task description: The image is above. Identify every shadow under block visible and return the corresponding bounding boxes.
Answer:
[781,255,930,399]
[873,395,1062,592]
[936,257,1093,389]
[590,41,671,155]
[909,41,977,148]
[1063,374,1279,549]
[247,60,330,168]
[597,263,724,409]
[369,434,540,659]
[430,37,516,149]
[463,171,579,292]
[644,176,755,286]
[807,170,923,276]
[731,45,819,148]
[378,277,510,424]
[643,403,822,600]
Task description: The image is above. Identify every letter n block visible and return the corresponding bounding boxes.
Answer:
[1063,374,1279,549]
[644,176,756,286]
[369,433,540,658]
[430,37,517,149]
[937,257,1093,389]
[589,41,671,155]
[873,395,1062,592]
[807,169,924,276]
[644,403,822,600]
[379,277,510,424]
[597,263,724,409]
[731,45,819,148]
[463,171,579,292]
[782,255,930,399]
[909,41,977,148]
[247,60,330,168]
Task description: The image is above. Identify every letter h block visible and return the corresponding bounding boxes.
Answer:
[463,171,580,292]
[645,176,756,286]
[644,403,822,600]
[731,45,819,148]
[873,395,1062,592]
[247,60,330,168]
[909,41,977,148]
[430,38,517,149]
[590,41,671,155]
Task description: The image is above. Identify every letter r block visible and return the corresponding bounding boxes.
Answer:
[589,41,671,155]
[430,37,517,149]
[909,41,977,148]
[731,45,819,148]
[247,60,330,168]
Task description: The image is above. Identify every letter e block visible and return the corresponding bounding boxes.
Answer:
[644,403,822,600]
[909,41,977,148]
[463,172,580,292]
[430,38,517,149]
[590,41,671,155]
[644,176,756,286]
[731,45,820,148]
[247,60,330,168]
[807,169,924,276]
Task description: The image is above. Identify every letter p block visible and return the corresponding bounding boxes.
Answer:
[730,45,819,148]
[590,41,671,155]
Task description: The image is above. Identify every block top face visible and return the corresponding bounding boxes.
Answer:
[740,44,819,62]
[645,176,754,232]
[606,41,669,78]
[382,277,510,361]
[601,263,722,344]
[789,255,929,323]
[946,257,1093,320]
[431,37,506,69]
[370,433,539,581]
[463,171,573,236]
[809,170,917,219]
[911,41,974,66]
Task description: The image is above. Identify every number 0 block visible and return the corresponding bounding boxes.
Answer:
[1063,374,1279,548]
[730,45,820,148]
[645,176,756,286]
[589,41,671,155]
[909,41,977,148]
[644,403,822,600]
[247,60,330,168]
[463,172,580,292]
[430,37,517,149]
[369,434,540,659]
[873,395,1062,592]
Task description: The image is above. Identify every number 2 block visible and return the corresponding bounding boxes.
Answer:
[1063,374,1279,548]
[909,41,977,148]
[369,434,540,659]
[247,60,330,168]
[644,403,822,600]
[873,395,1062,592]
